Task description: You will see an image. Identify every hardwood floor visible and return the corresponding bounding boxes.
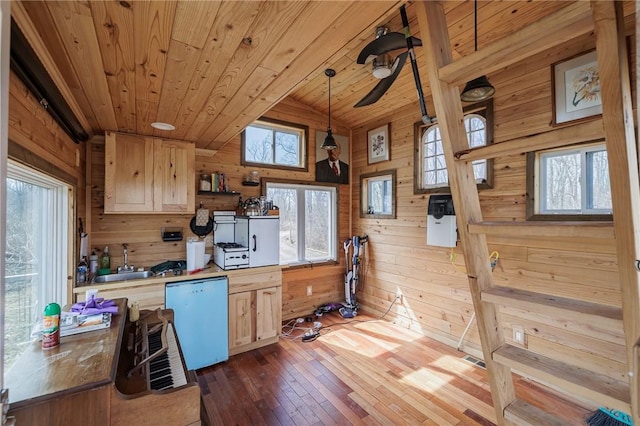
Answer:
[197,311,591,425]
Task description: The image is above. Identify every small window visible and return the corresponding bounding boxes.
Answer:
[526,142,612,220]
[414,100,494,193]
[242,118,308,171]
[265,181,337,265]
[360,170,396,218]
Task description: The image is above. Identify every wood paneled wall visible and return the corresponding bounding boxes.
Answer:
[8,71,86,301]
[88,97,351,320]
[350,28,633,382]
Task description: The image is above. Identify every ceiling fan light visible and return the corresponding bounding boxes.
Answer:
[372,53,393,79]
[460,75,495,102]
[321,129,337,150]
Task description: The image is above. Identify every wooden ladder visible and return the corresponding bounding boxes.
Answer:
[415,2,639,425]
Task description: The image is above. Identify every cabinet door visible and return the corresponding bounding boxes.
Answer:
[104,132,154,213]
[256,286,281,341]
[248,217,280,267]
[153,139,195,213]
[228,291,254,349]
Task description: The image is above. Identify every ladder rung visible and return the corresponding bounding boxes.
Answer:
[504,399,566,426]
[493,344,630,413]
[468,221,614,239]
[482,286,622,323]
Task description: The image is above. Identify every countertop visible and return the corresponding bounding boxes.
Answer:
[72,264,283,294]
[4,298,128,406]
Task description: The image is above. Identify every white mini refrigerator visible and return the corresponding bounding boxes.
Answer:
[165,276,229,370]
[235,216,280,267]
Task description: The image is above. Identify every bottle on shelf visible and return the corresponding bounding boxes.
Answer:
[236,196,244,215]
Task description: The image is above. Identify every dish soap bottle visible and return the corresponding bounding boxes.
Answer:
[77,257,88,284]
[99,246,111,275]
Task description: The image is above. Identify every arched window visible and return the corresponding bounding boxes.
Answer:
[414,100,493,193]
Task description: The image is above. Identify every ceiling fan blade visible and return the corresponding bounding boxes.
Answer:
[357,33,421,64]
[354,52,408,108]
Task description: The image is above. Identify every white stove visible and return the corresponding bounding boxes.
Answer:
[213,242,249,270]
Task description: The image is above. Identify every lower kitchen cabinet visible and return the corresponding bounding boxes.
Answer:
[228,270,282,356]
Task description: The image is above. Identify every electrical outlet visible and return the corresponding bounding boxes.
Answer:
[512,325,526,347]
[306,285,312,296]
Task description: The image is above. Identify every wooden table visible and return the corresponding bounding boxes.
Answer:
[5,298,127,425]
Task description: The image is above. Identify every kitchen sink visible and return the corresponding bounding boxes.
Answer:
[93,270,154,283]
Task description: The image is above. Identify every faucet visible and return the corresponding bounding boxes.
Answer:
[117,243,135,273]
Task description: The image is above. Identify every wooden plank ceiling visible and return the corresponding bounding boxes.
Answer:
[12,1,579,150]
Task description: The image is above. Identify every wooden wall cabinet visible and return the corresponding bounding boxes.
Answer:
[105,131,195,214]
[228,270,282,356]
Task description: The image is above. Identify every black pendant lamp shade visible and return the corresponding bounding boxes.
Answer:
[460,0,495,102]
[321,69,338,150]
[460,75,495,102]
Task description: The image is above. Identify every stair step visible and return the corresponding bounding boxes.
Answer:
[482,286,622,324]
[504,399,565,426]
[493,344,630,413]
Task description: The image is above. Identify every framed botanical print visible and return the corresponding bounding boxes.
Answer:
[367,124,390,164]
[552,50,602,126]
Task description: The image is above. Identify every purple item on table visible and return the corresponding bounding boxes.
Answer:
[71,296,119,315]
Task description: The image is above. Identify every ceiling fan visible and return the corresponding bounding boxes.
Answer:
[354,5,433,124]
[353,27,421,108]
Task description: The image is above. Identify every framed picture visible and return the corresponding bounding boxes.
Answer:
[315,131,349,184]
[367,124,390,164]
[552,50,602,126]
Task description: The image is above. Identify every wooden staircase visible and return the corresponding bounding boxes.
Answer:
[415,2,639,425]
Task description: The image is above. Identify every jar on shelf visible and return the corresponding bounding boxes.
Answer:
[199,173,212,192]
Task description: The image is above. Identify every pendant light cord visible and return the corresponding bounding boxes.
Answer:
[474,0,478,52]
[327,74,332,131]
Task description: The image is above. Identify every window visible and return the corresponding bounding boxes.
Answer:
[414,100,493,193]
[527,142,611,219]
[4,160,71,371]
[360,170,396,218]
[242,117,308,170]
[265,181,337,265]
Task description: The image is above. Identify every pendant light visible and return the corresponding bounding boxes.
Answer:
[460,0,495,102]
[321,68,338,150]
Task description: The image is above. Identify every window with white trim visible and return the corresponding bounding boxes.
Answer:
[4,160,71,371]
[528,142,611,218]
[414,100,493,193]
[266,181,337,264]
[242,118,308,170]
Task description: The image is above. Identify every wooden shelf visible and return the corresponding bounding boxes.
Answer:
[493,344,630,413]
[197,191,241,196]
[481,286,623,324]
[241,181,259,187]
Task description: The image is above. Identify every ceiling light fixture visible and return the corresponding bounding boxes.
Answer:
[321,68,338,151]
[371,27,393,79]
[151,122,176,131]
[460,0,495,102]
